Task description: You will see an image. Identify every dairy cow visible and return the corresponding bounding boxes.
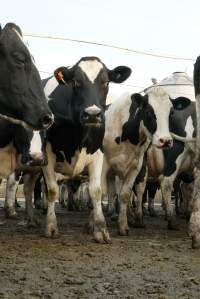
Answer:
[39,56,131,243]
[0,23,53,129]
[101,88,191,235]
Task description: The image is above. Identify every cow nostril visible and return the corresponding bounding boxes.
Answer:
[41,114,54,128]
[159,138,164,144]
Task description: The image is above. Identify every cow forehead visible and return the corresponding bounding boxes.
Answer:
[78,60,104,83]
[148,87,172,114]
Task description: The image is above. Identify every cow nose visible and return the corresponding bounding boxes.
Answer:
[84,105,101,116]
[40,113,54,129]
[159,138,173,148]
[82,105,103,124]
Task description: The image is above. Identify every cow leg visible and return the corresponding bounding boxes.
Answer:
[118,156,145,235]
[147,182,158,217]
[189,168,200,249]
[88,151,110,244]
[42,144,59,238]
[5,173,18,218]
[34,176,42,209]
[132,156,148,227]
[107,175,118,220]
[23,172,41,227]
[160,175,178,229]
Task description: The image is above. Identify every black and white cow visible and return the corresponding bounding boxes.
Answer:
[39,56,131,243]
[0,23,53,129]
[101,88,191,235]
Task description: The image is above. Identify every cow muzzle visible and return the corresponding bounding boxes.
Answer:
[153,136,173,148]
[81,105,104,127]
[157,137,173,148]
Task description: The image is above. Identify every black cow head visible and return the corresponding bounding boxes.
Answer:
[0,23,53,130]
[54,56,131,128]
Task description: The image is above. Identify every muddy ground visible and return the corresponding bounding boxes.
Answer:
[0,200,199,299]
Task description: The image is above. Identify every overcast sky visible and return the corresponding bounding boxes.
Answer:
[2,0,200,95]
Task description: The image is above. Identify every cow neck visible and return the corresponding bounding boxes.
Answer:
[120,99,147,145]
[0,119,16,148]
[47,120,105,164]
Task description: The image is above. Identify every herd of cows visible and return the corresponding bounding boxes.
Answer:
[1,22,200,249]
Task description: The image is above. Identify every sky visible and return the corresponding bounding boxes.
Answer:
[2,0,200,96]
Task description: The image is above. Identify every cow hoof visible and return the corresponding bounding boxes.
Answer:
[118,226,129,236]
[94,229,111,244]
[148,209,157,217]
[110,213,118,222]
[133,221,145,228]
[133,217,145,228]
[27,217,41,228]
[168,219,179,230]
[5,211,18,219]
[45,225,59,238]
[191,235,200,249]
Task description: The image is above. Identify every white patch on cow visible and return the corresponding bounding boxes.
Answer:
[55,147,94,178]
[147,87,172,147]
[78,60,103,83]
[0,113,34,130]
[85,105,101,115]
[44,76,59,100]
[185,116,194,139]
[30,131,42,154]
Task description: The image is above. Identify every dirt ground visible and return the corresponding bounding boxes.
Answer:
[0,200,199,299]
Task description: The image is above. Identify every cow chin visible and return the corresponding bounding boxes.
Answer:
[84,122,103,128]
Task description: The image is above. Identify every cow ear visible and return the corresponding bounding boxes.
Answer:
[131,93,148,107]
[172,97,191,110]
[54,67,73,85]
[108,66,132,83]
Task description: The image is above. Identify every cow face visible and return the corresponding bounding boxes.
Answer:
[0,23,53,130]
[143,88,191,148]
[54,57,131,128]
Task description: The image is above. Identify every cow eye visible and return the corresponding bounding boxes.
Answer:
[15,58,25,68]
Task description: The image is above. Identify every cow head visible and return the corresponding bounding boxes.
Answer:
[132,87,191,148]
[0,23,53,130]
[54,56,131,128]
[19,129,47,167]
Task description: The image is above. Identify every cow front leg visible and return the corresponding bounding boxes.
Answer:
[42,144,59,238]
[88,151,110,244]
[5,173,18,218]
[189,168,200,249]
[23,172,41,227]
[161,176,178,229]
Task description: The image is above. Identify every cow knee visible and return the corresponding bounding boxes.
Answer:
[48,184,59,201]
[89,185,101,201]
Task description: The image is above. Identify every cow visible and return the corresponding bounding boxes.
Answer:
[0,22,53,130]
[0,118,47,220]
[101,87,191,236]
[35,56,131,243]
[189,55,200,249]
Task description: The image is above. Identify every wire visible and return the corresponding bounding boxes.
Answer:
[25,32,195,62]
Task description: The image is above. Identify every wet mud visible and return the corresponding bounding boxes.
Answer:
[0,201,199,299]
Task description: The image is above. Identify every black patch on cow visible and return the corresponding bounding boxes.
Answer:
[120,94,157,145]
[135,152,147,184]
[163,140,185,176]
[162,100,196,177]
[115,136,121,144]
[47,121,105,164]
